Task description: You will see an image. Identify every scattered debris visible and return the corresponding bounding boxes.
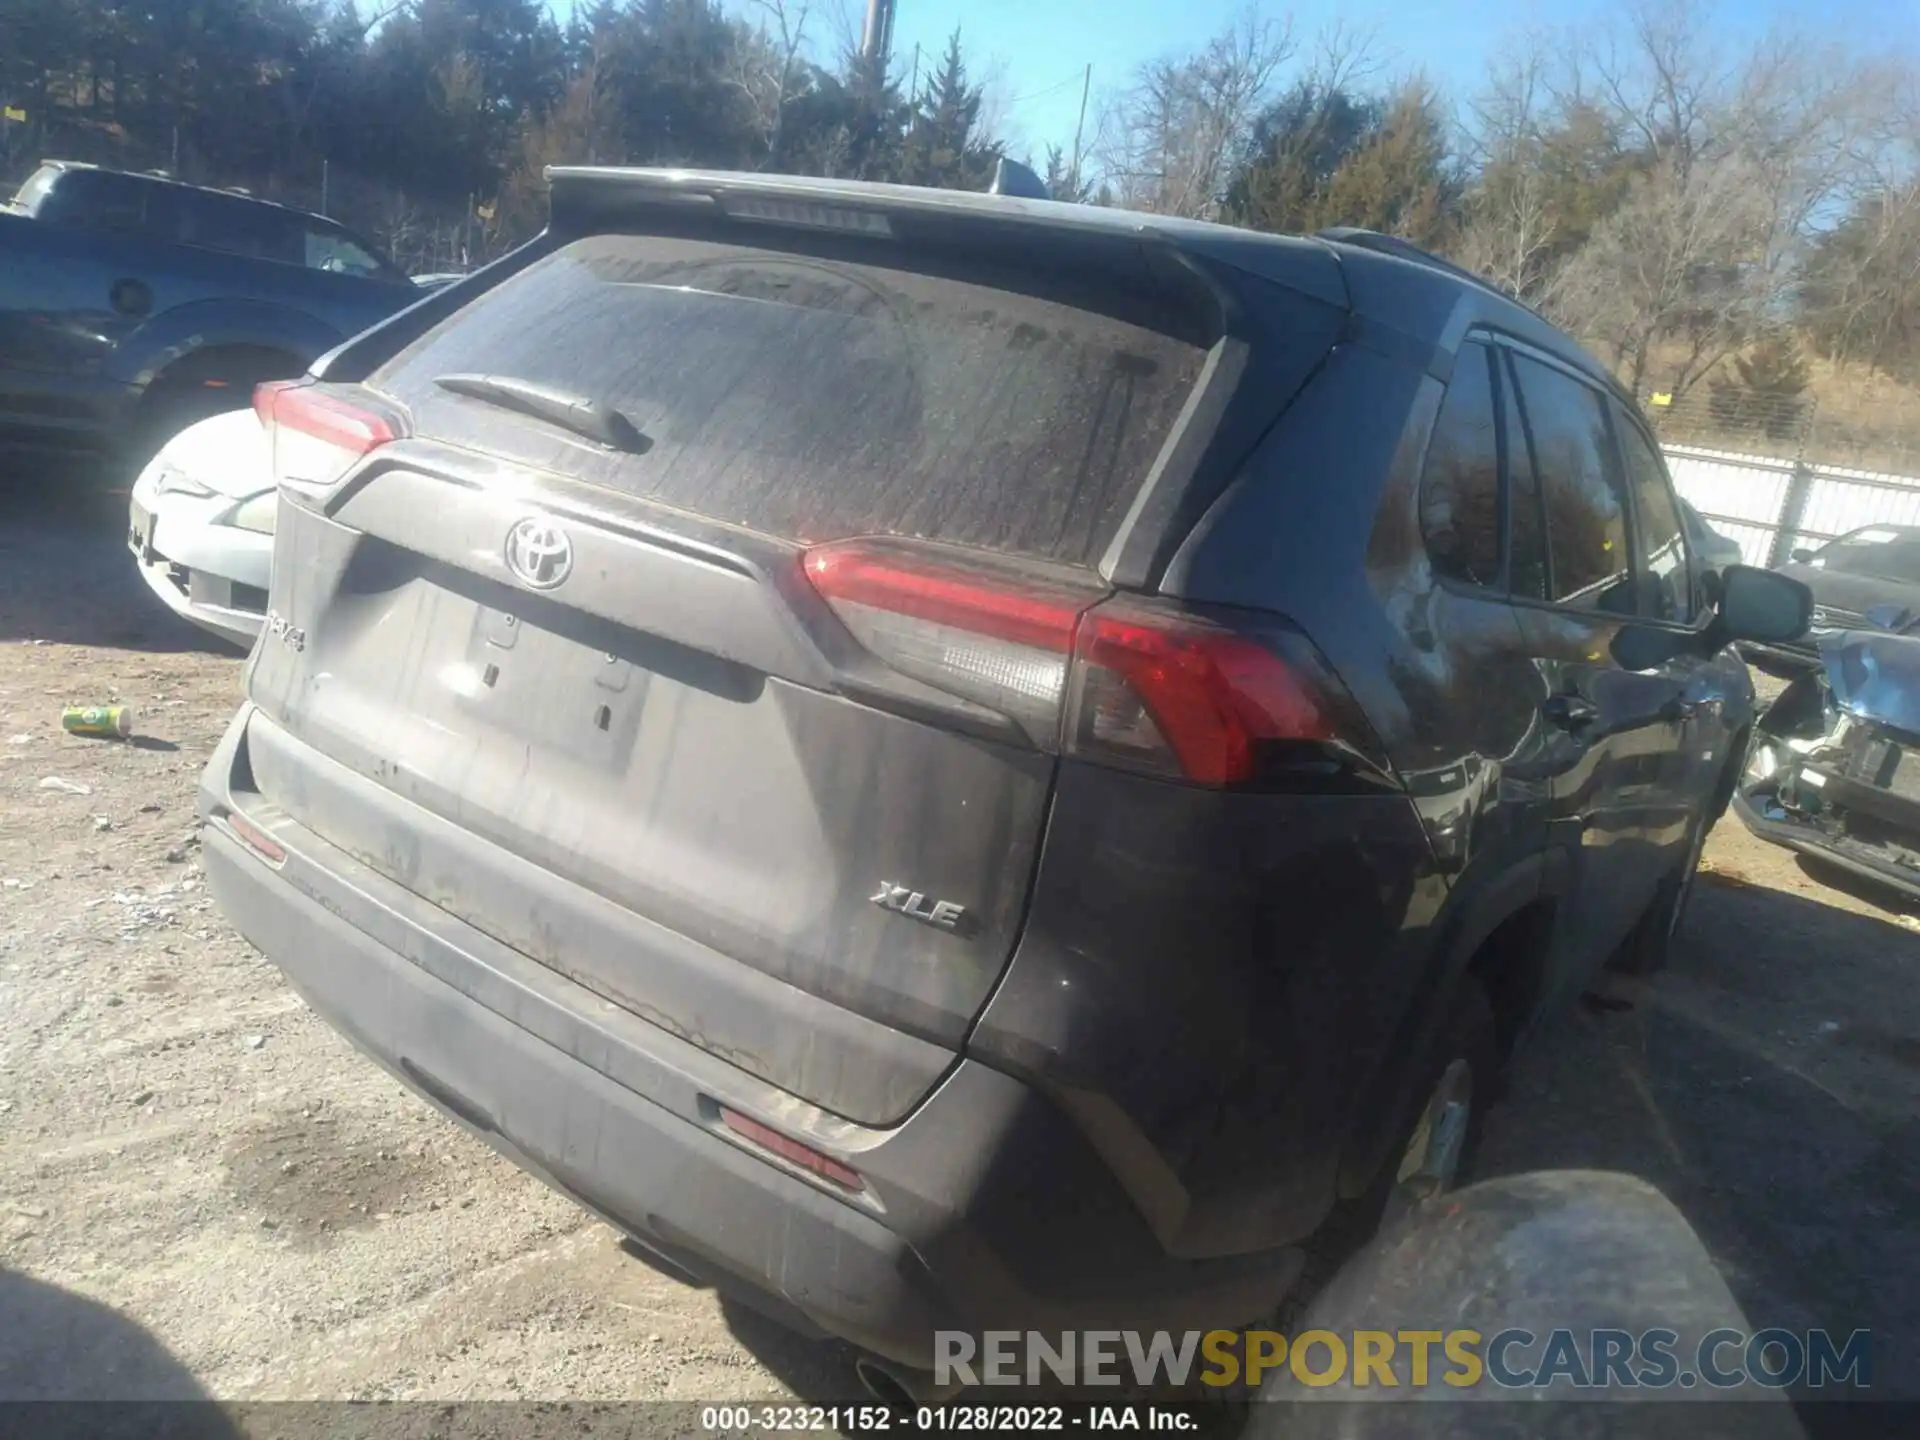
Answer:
[8,733,33,745]
[164,846,188,864]
[260,1217,279,1230]
[245,1034,267,1051]
[92,816,113,832]
[11,1203,48,1220]
[38,776,92,796]
[105,995,122,1007]
[139,802,163,814]
[131,1090,154,1106]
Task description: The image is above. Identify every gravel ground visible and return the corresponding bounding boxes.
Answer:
[2,486,1916,1423]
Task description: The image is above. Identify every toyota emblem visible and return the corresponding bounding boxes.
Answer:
[504,516,573,589]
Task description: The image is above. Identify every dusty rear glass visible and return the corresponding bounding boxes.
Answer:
[369,233,1211,566]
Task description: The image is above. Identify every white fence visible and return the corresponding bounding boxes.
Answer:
[1664,443,1920,568]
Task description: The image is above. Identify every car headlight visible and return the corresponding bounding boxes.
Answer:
[227,492,278,534]
[153,465,215,498]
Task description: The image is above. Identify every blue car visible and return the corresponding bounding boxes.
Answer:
[0,161,444,461]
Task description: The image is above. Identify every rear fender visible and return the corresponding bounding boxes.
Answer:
[1335,847,1566,1198]
[107,299,342,394]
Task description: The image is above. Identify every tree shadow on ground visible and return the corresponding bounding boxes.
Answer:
[0,1268,243,1436]
[1477,862,1920,1434]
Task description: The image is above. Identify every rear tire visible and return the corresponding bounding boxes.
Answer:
[1276,978,1498,1332]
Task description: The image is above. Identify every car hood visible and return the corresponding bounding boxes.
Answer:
[1820,628,1920,733]
[153,407,273,500]
[1779,563,1920,620]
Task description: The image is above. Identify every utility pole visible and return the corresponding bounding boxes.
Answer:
[860,0,896,66]
[1071,63,1091,197]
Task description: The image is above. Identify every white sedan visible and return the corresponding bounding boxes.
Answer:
[127,408,274,650]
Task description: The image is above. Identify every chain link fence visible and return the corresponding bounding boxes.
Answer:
[1650,387,1920,569]
[1648,384,1920,479]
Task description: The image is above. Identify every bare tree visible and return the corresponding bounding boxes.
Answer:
[1095,7,1294,218]
[1464,0,1894,400]
[727,0,814,168]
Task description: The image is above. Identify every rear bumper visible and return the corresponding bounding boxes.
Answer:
[1732,790,1920,903]
[198,706,1303,1367]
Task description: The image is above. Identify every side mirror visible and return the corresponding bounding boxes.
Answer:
[1718,564,1813,644]
[1790,547,1816,563]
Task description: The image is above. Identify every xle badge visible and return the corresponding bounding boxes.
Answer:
[870,882,967,932]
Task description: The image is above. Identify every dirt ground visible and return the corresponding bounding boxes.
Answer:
[3,483,1917,1423]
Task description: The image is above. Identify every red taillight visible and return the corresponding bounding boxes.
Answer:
[802,540,1346,787]
[1071,602,1332,785]
[254,381,395,493]
[719,1107,865,1192]
[803,541,1098,747]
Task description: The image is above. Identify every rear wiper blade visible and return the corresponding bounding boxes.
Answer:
[435,373,650,453]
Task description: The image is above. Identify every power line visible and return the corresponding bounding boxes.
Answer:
[1005,69,1090,108]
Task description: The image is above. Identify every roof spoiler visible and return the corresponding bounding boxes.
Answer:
[988,158,1051,201]
[544,166,1107,247]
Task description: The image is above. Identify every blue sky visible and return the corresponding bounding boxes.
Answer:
[804,0,1918,162]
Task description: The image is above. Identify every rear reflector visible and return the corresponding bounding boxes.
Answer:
[719,1107,865,1191]
[254,381,396,494]
[803,540,1349,786]
[225,813,286,865]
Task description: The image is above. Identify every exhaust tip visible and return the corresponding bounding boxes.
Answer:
[854,1358,920,1411]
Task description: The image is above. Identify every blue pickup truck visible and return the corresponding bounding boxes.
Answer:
[0,161,441,461]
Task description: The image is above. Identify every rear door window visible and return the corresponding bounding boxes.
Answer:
[1498,350,1549,602]
[1419,341,1502,589]
[305,222,396,280]
[370,233,1212,566]
[1611,404,1694,622]
[1507,354,1635,616]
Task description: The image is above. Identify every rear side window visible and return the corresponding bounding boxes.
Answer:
[1419,341,1501,589]
[371,233,1212,566]
[1507,355,1633,616]
[1611,404,1694,622]
[176,192,302,265]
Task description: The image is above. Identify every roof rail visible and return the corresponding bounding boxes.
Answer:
[1314,227,1529,307]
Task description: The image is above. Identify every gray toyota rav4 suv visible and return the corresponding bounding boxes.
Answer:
[201,168,1809,1394]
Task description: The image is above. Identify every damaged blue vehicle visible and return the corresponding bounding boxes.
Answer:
[1736,602,1920,902]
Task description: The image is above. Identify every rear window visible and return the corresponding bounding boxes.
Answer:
[11,165,61,214]
[36,170,156,234]
[371,233,1212,565]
